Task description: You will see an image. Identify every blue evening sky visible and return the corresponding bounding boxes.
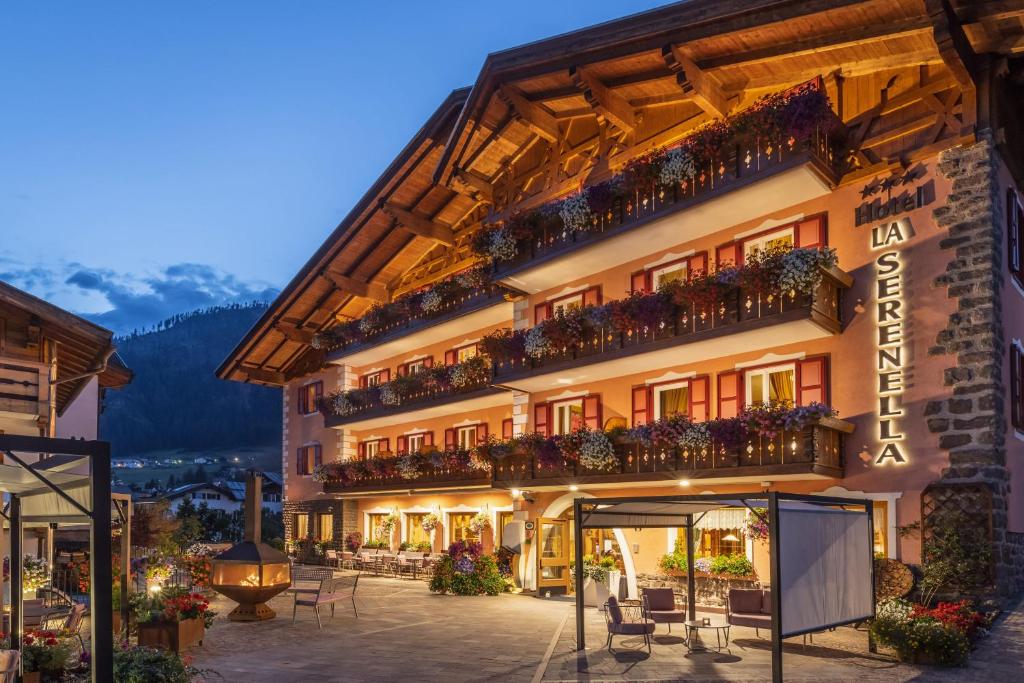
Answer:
[0,1,668,332]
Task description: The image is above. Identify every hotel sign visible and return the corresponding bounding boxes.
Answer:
[855,176,933,465]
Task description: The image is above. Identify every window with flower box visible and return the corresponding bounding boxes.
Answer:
[397,357,433,376]
[294,514,310,540]
[632,376,709,425]
[534,394,601,436]
[405,513,431,546]
[630,254,708,294]
[535,286,601,324]
[715,214,827,268]
[360,369,390,388]
[297,381,323,415]
[295,444,321,475]
[1009,189,1024,289]
[367,513,388,541]
[716,356,830,418]
[444,342,479,365]
[445,423,488,450]
[396,431,433,454]
[357,438,390,459]
[448,512,480,543]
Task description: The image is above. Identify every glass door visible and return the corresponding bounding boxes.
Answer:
[537,517,569,592]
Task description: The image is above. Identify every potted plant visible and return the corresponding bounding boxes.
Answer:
[23,555,49,598]
[114,642,208,682]
[571,555,612,607]
[135,587,212,654]
[7,629,72,683]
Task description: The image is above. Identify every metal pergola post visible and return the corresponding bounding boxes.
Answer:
[90,440,113,683]
[685,513,696,621]
[10,495,21,668]
[573,497,585,651]
[767,492,782,683]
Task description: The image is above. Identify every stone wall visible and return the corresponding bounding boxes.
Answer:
[637,572,761,608]
[282,498,347,549]
[926,132,1024,599]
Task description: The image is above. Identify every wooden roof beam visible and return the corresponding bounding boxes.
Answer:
[452,169,494,203]
[320,270,389,302]
[380,201,455,247]
[662,45,732,119]
[569,65,636,134]
[497,85,560,143]
[923,0,978,89]
[958,1,1024,23]
[239,366,286,385]
[273,322,316,345]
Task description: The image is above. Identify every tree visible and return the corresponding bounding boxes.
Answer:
[131,501,180,554]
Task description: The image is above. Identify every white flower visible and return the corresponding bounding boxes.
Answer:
[396,454,419,479]
[379,383,401,406]
[775,247,838,294]
[659,147,695,186]
[358,316,376,334]
[310,333,325,350]
[680,422,711,451]
[488,228,518,261]
[312,463,330,482]
[421,290,443,314]
[332,393,354,415]
[524,326,552,359]
[558,192,593,233]
[577,430,618,471]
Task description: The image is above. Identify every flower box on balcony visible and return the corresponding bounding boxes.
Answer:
[137,617,204,653]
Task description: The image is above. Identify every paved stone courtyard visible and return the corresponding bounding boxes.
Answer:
[191,574,1021,682]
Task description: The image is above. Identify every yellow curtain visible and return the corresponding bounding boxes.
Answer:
[769,370,794,404]
[661,387,689,417]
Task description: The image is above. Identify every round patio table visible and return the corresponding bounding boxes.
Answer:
[683,620,730,653]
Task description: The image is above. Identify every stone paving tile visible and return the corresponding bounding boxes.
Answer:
[192,576,1021,682]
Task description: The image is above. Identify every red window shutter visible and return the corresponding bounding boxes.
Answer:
[444,428,456,449]
[534,402,549,436]
[313,444,322,467]
[688,252,709,278]
[357,442,366,459]
[716,242,740,269]
[630,270,648,294]
[379,369,391,383]
[444,349,457,365]
[423,356,433,369]
[396,363,407,377]
[424,431,434,447]
[631,385,650,426]
[582,286,602,308]
[297,386,306,414]
[359,375,368,389]
[502,418,514,439]
[796,215,826,248]
[296,448,304,474]
[690,376,710,422]
[534,302,550,325]
[796,356,830,406]
[396,435,407,454]
[717,371,742,419]
[380,438,390,454]
[476,423,489,442]
[583,394,602,430]
[314,382,323,403]
[1009,190,1022,275]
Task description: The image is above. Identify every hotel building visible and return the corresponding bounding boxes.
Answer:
[218,0,1024,598]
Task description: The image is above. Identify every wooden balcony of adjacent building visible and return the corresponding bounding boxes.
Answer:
[494,133,841,294]
[492,266,852,393]
[324,283,516,369]
[0,359,48,435]
[491,416,853,491]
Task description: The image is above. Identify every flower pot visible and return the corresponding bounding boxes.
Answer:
[582,577,610,607]
[137,617,205,653]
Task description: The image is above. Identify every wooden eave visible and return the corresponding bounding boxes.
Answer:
[216,88,474,387]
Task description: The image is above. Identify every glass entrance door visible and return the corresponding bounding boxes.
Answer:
[537,517,569,592]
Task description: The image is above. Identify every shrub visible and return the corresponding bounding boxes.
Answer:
[114,643,204,682]
[344,531,363,552]
[870,597,982,667]
[429,541,507,596]
[709,554,753,576]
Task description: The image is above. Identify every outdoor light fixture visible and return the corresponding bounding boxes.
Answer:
[511,488,521,498]
[569,485,579,491]
[678,480,690,487]
[210,471,291,621]
[722,533,740,542]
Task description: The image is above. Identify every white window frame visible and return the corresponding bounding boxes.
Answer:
[551,293,584,317]
[744,363,796,406]
[552,398,584,436]
[743,227,795,259]
[455,344,478,363]
[407,432,427,453]
[650,261,688,290]
[406,359,428,375]
[653,381,690,420]
[363,440,381,458]
[456,425,477,450]
[364,371,383,387]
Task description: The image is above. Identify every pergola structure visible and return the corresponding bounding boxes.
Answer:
[572,491,875,683]
[0,434,118,682]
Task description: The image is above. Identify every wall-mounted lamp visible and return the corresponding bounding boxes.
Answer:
[678,480,691,487]
[854,298,866,314]
[569,485,579,492]
[858,446,873,464]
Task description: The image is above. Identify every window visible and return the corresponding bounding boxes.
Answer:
[457,425,477,450]
[456,344,478,363]
[651,261,688,290]
[294,514,310,540]
[551,293,584,317]
[496,511,514,548]
[367,513,389,542]
[872,501,888,557]
[1012,344,1024,431]
[653,382,690,420]
[535,286,601,323]
[407,432,427,453]
[1010,189,1024,288]
[744,227,794,259]
[359,438,389,459]
[405,513,431,546]
[295,444,321,475]
[297,381,323,415]
[448,512,480,543]
[363,371,384,387]
[317,513,334,542]
[552,399,584,435]
[745,364,796,406]
[406,358,429,374]
[695,528,745,558]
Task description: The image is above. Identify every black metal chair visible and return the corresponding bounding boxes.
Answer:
[603,596,655,654]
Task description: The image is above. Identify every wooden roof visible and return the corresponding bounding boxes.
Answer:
[219,0,1024,387]
[0,280,132,414]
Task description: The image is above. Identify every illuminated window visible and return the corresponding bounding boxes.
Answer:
[448,512,480,543]
[367,513,388,541]
[496,511,514,548]
[407,432,427,453]
[296,444,321,475]
[653,382,690,420]
[294,514,310,539]
[551,293,584,317]
[405,513,430,546]
[651,261,688,290]
[873,501,889,557]
[363,440,380,458]
[406,358,428,375]
[297,381,323,415]
[363,371,384,387]
[317,514,334,542]
[456,344,478,363]
[457,426,477,450]
[745,364,795,406]
[744,228,794,259]
[552,399,584,435]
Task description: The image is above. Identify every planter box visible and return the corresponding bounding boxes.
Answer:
[137,617,204,653]
[581,577,610,607]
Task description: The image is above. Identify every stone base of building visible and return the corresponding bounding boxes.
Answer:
[282,497,357,549]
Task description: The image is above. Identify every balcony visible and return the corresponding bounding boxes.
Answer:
[321,456,492,495]
[491,417,852,490]
[494,135,841,294]
[324,283,515,368]
[0,360,46,433]
[492,266,851,393]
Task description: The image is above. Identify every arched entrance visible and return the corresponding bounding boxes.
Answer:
[525,492,637,599]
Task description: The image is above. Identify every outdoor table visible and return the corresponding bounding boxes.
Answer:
[683,620,731,653]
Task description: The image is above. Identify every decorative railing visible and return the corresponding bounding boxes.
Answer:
[320,456,491,493]
[0,360,44,416]
[491,418,850,486]
[491,266,848,381]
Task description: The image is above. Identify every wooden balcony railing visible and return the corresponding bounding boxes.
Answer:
[491,418,851,487]
[492,266,849,382]
[320,381,502,427]
[493,132,841,278]
[321,458,492,493]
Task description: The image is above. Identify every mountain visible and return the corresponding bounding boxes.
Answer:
[100,302,281,457]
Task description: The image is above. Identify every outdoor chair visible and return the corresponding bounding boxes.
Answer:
[324,549,341,569]
[641,587,685,633]
[603,596,655,654]
[292,574,360,628]
[40,602,87,653]
[0,650,19,683]
[726,589,814,645]
[392,552,425,579]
